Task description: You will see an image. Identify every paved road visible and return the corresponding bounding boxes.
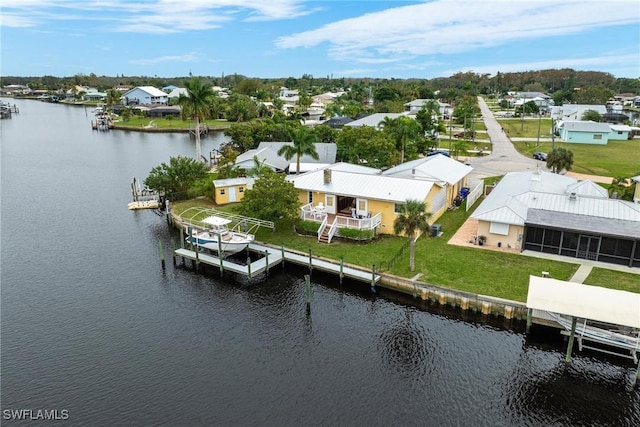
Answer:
[464,96,546,179]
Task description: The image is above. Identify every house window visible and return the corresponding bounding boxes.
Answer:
[239,187,244,193]
[308,192,313,204]
[593,134,602,140]
[489,222,509,235]
[394,203,404,214]
[220,189,225,195]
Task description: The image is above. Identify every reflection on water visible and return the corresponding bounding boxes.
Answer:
[1,99,639,426]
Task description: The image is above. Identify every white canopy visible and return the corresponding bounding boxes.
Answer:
[202,216,232,227]
[526,275,640,329]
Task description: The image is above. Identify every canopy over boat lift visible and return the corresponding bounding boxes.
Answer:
[526,275,640,383]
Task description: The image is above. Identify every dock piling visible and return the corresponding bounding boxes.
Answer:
[371,264,376,294]
[308,249,313,275]
[159,240,165,269]
[339,257,344,286]
[565,316,578,363]
[305,274,311,315]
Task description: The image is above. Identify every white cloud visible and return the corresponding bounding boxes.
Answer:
[130,52,204,65]
[0,0,310,31]
[275,0,640,64]
[448,53,640,77]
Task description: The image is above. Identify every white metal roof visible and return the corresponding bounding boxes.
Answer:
[343,113,407,128]
[213,177,250,187]
[527,276,640,328]
[560,120,612,133]
[287,168,435,203]
[382,154,472,185]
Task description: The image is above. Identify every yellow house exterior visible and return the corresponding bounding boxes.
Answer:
[213,177,251,205]
[289,164,444,237]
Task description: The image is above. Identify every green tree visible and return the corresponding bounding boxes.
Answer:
[381,116,422,164]
[143,156,210,200]
[234,78,260,96]
[546,147,574,174]
[178,77,214,160]
[238,169,300,221]
[393,199,431,272]
[247,155,270,178]
[581,109,602,122]
[277,127,319,174]
[105,89,121,112]
[336,126,397,168]
[572,85,614,105]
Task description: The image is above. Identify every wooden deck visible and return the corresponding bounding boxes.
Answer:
[174,242,381,283]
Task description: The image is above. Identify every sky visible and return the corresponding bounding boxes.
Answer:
[1,0,639,80]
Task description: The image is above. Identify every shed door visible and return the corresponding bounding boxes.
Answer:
[228,187,237,202]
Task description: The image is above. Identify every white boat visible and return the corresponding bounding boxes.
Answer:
[185,216,254,254]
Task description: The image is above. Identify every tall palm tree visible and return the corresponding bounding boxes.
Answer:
[178,77,214,160]
[393,199,431,272]
[393,116,422,164]
[546,147,574,174]
[277,126,319,175]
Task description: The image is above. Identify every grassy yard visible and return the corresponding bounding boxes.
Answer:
[499,117,552,138]
[583,268,640,293]
[115,116,230,130]
[512,139,640,177]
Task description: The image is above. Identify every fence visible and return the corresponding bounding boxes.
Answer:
[465,180,484,211]
[378,238,411,272]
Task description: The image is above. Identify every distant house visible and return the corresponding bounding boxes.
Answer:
[557,120,611,144]
[609,124,632,141]
[83,92,107,101]
[234,142,337,174]
[404,99,449,116]
[162,85,178,93]
[343,113,407,129]
[551,104,607,121]
[471,170,640,267]
[279,87,299,103]
[212,177,253,205]
[323,117,354,128]
[168,88,188,99]
[147,105,182,118]
[122,86,168,106]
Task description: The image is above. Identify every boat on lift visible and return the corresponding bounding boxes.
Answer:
[185,216,254,254]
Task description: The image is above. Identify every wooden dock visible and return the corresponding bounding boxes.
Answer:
[174,242,381,283]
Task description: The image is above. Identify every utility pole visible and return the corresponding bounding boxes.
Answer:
[536,111,541,146]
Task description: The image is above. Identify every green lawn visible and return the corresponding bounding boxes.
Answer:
[512,139,640,177]
[582,268,640,293]
[115,116,230,130]
[499,117,552,138]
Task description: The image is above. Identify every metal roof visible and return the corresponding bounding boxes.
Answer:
[527,276,640,329]
[343,113,407,128]
[213,177,250,187]
[560,120,612,133]
[382,154,472,185]
[471,170,640,227]
[287,168,435,203]
[526,209,640,239]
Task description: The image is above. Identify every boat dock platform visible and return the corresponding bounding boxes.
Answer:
[174,242,381,284]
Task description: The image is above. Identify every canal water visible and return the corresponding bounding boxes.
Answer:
[1,99,639,426]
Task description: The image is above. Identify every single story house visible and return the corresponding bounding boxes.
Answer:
[557,120,612,144]
[167,88,188,99]
[83,92,107,101]
[122,86,168,106]
[551,104,607,121]
[147,105,182,118]
[381,154,473,218]
[608,124,633,140]
[404,99,449,116]
[212,177,253,205]
[343,113,408,129]
[287,162,453,241]
[471,170,640,267]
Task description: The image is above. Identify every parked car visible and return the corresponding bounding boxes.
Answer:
[453,131,476,139]
[501,112,514,118]
[533,152,547,161]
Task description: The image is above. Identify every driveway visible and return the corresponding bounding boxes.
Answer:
[464,96,545,179]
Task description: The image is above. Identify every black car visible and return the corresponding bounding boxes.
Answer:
[533,152,547,161]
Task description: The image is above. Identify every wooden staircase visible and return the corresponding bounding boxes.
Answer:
[318,224,331,243]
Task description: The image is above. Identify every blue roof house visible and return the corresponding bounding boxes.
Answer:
[558,120,611,144]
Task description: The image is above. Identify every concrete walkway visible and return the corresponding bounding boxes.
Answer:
[568,264,593,283]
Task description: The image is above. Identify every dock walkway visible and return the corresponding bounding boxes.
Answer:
[175,242,381,283]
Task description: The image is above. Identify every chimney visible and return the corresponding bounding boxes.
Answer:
[323,169,332,184]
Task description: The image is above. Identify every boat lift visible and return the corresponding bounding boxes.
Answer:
[526,275,640,384]
[176,207,275,235]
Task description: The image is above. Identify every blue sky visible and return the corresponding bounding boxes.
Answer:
[1,0,639,79]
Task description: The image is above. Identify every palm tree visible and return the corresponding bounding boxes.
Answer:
[546,147,574,174]
[277,126,319,174]
[105,89,121,112]
[393,199,431,272]
[178,77,214,160]
[394,116,422,164]
[247,155,269,178]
